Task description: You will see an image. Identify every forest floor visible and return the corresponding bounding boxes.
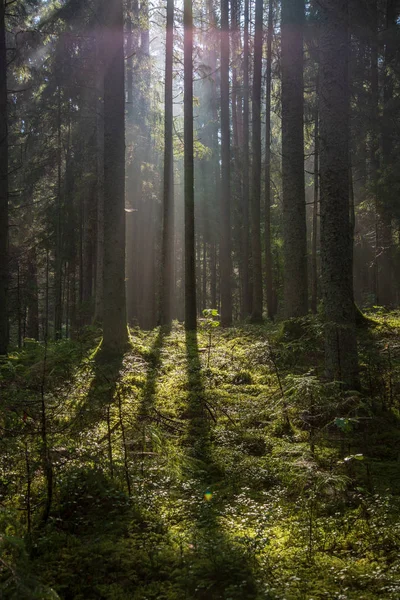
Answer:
[1,312,400,599]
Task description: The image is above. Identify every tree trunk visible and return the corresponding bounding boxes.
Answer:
[54,85,63,340]
[319,0,359,388]
[265,0,275,320]
[311,79,319,314]
[281,0,308,317]
[0,0,8,355]
[377,0,396,306]
[184,0,197,330]
[94,27,104,324]
[220,0,232,327]
[241,0,251,318]
[160,0,175,327]
[102,0,128,352]
[26,247,39,340]
[249,0,263,323]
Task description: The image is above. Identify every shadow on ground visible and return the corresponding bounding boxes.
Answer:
[179,330,259,599]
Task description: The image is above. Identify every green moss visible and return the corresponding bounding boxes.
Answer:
[1,315,400,599]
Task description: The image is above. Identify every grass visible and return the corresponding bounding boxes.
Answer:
[1,313,400,599]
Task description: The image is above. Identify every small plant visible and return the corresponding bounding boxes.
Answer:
[200,309,220,368]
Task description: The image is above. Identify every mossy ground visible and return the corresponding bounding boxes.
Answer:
[1,312,400,599]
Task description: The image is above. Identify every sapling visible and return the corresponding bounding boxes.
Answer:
[200,309,220,368]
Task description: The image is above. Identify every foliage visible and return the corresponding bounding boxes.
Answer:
[1,314,400,598]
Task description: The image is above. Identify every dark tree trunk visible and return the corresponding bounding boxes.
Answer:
[94,26,104,324]
[102,0,128,352]
[82,177,96,319]
[265,0,275,320]
[377,0,396,306]
[161,0,175,327]
[250,0,263,323]
[0,0,8,354]
[281,0,308,317]
[319,0,359,388]
[125,0,139,325]
[54,86,63,340]
[184,0,197,330]
[241,0,251,318]
[26,248,39,340]
[311,78,319,314]
[220,0,232,326]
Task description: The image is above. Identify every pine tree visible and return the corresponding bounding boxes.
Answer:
[265,0,275,320]
[184,0,197,330]
[161,0,175,326]
[319,0,359,387]
[220,0,232,326]
[281,0,308,317]
[0,0,8,355]
[102,0,128,352]
[250,0,263,322]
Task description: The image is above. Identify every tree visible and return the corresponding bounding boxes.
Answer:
[250,0,263,322]
[319,0,359,387]
[376,0,397,306]
[220,0,232,326]
[160,0,175,326]
[241,0,251,318]
[265,0,275,320]
[0,0,8,355]
[184,0,197,330]
[102,0,128,352]
[281,0,308,317]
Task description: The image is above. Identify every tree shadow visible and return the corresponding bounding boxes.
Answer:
[137,326,169,421]
[72,348,126,435]
[182,331,259,599]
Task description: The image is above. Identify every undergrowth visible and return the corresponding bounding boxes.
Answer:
[1,312,400,599]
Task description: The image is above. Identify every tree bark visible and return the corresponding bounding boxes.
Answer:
[0,0,8,354]
[184,0,197,330]
[160,0,175,327]
[241,0,251,318]
[265,0,275,320]
[250,0,263,322]
[94,25,104,324]
[102,0,128,352]
[311,78,319,314]
[26,247,39,340]
[319,0,359,388]
[220,0,233,326]
[54,85,63,340]
[377,0,396,306]
[281,0,308,317]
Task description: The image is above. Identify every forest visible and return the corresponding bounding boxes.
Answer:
[1,0,400,598]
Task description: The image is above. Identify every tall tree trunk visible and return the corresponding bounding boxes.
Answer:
[0,0,8,355]
[377,0,396,306]
[311,78,319,314]
[241,0,251,318]
[281,0,308,317]
[251,0,263,322]
[26,247,39,340]
[54,85,63,340]
[265,0,275,320]
[184,0,197,330]
[250,0,263,322]
[125,0,139,324]
[319,0,359,388]
[94,27,104,324]
[82,178,96,319]
[102,0,128,352]
[161,0,175,326]
[220,0,232,326]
